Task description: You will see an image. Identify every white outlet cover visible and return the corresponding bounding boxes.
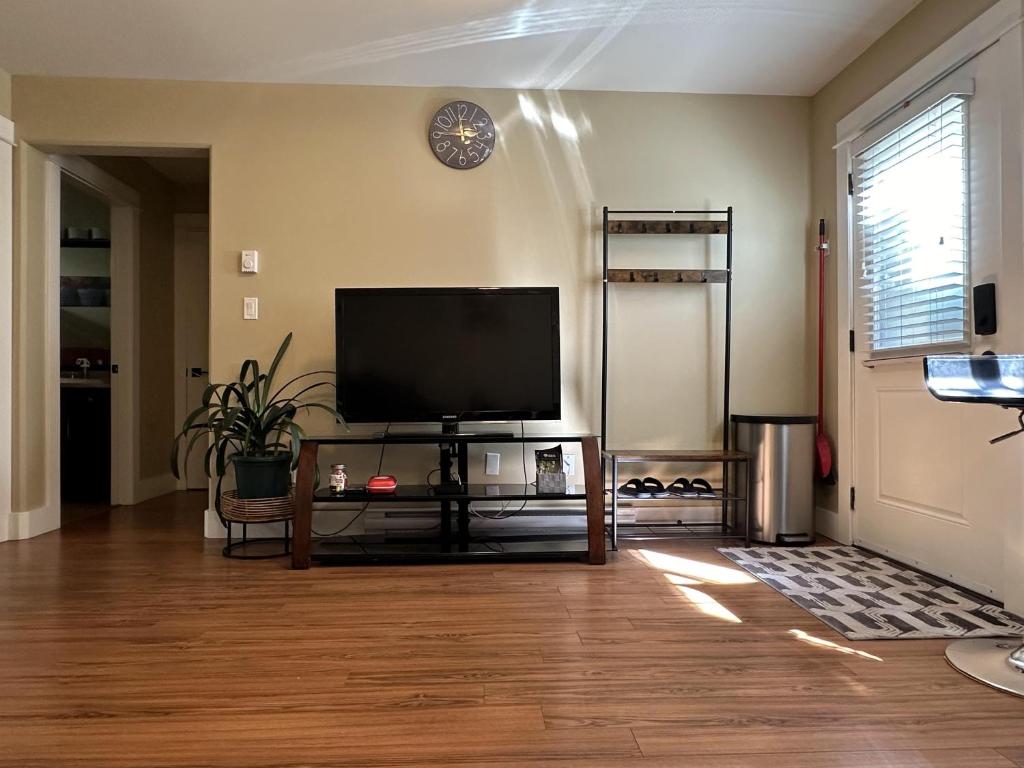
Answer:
[563,454,577,476]
[240,250,259,273]
[243,297,259,319]
[485,452,500,475]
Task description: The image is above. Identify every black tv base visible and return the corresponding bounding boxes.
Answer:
[291,432,606,568]
[312,529,591,565]
[376,430,516,439]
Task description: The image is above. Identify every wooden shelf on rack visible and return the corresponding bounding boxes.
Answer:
[610,490,747,504]
[607,220,727,235]
[61,238,111,249]
[607,269,727,284]
[603,449,750,462]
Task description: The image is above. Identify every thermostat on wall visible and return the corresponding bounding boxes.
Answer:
[240,250,259,273]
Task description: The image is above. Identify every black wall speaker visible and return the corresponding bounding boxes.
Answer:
[973,282,997,335]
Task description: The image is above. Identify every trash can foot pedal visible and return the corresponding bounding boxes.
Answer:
[775,533,815,546]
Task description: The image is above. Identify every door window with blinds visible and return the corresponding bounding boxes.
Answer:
[853,83,971,357]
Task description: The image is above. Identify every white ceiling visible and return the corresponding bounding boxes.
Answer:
[0,0,920,97]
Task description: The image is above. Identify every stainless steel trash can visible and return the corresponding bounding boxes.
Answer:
[731,415,816,545]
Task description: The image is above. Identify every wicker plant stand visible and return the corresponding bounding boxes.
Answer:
[219,490,294,559]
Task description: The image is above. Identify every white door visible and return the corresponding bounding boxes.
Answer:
[174,215,209,491]
[851,49,1020,599]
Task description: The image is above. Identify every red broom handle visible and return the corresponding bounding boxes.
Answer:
[817,219,827,438]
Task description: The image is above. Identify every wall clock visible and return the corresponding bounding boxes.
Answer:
[428,101,495,170]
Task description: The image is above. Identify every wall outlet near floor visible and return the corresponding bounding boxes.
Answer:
[484,452,500,476]
[563,453,577,477]
[243,297,259,320]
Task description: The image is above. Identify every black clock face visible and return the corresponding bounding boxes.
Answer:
[428,101,495,170]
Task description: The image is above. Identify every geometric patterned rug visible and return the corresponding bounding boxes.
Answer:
[717,546,1024,640]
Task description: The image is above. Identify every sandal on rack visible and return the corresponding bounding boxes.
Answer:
[690,477,717,498]
[617,478,652,499]
[666,477,695,497]
[642,477,670,498]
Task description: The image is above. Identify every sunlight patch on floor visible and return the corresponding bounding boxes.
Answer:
[671,581,743,623]
[635,549,756,585]
[789,629,884,662]
[663,573,702,587]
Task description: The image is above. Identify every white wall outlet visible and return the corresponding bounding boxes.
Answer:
[563,453,577,477]
[484,452,500,476]
[240,250,259,273]
[243,297,259,320]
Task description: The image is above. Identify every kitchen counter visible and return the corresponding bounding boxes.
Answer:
[60,377,110,389]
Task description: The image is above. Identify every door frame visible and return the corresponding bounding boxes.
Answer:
[47,154,141,508]
[831,0,1024,608]
[173,213,210,492]
[0,115,13,541]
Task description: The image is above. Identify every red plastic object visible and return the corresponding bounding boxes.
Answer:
[366,475,398,494]
[816,218,835,482]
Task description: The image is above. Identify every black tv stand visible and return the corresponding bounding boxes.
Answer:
[291,432,606,568]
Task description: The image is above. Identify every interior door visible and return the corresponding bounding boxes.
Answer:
[852,49,1017,599]
[175,215,209,491]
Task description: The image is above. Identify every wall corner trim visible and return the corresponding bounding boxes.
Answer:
[0,116,13,147]
[2,504,61,541]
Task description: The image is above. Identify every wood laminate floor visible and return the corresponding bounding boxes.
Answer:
[2,491,1024,767]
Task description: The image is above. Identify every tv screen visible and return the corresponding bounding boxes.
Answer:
[335,287,561,424]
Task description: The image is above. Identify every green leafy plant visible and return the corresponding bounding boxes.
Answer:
[171,332,340,483]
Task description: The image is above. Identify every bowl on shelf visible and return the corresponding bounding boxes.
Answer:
[77,287,107,307]
[60,285,80,306]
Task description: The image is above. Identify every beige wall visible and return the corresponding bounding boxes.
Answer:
[11,76,813,499]
[810,0,998,513]
[0,67,10,120]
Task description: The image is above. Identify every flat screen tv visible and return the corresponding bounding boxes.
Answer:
[335,287,561,425]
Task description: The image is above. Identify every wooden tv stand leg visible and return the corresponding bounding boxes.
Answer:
[292,440,318,570]
[581,436,606,565]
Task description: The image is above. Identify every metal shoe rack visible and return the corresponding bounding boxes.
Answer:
[600,207,750,546]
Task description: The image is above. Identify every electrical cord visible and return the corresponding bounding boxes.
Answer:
[469,420,529,520]
[312,423,389,537]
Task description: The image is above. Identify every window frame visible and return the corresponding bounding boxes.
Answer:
[852,75,975,361]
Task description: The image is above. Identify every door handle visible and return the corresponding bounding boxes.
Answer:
[190,368,209,378]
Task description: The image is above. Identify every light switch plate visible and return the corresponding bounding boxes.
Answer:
[484,452,500,476]
[240,250,259,273]
[563,454,577,477]
[243,297,259,320]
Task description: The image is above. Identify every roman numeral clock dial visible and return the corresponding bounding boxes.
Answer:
[429,101,495,169]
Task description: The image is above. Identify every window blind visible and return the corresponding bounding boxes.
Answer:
[854,94,969,355]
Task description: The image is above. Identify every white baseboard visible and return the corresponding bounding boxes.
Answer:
[134,473,178,504]
[815,505,850,545]
[204,508,223,538]
[1,503,60,541]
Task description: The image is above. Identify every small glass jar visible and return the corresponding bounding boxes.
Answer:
[329,463,348,494]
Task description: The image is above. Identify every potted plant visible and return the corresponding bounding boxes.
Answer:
[171,332,340,499]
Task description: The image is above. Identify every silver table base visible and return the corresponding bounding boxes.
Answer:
[945,638,1024,697]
